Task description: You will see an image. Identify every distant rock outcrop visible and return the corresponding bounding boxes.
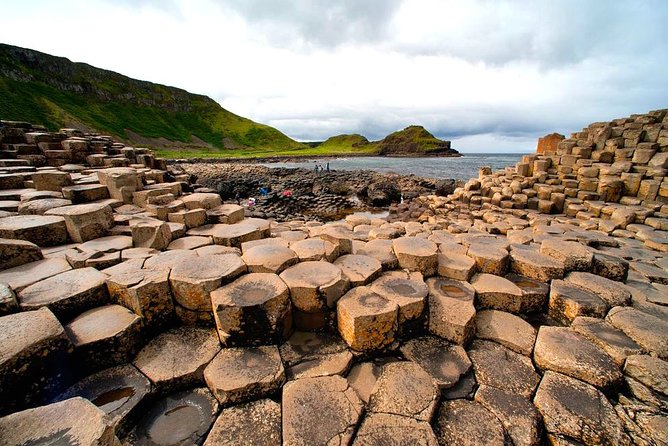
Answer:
[375,126,458,156]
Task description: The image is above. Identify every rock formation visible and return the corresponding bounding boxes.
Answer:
[0,110,666,445]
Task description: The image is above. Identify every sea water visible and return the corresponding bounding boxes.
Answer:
[260,153,526,181]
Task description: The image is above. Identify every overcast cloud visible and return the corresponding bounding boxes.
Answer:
[1,0,667,152]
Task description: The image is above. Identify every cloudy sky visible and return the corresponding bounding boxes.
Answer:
[2,0,667,152]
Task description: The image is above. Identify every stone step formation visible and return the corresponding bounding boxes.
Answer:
[0,111,665,446]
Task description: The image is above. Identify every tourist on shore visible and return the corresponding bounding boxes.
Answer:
[326,162,330,172]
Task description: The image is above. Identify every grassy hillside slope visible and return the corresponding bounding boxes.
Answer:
[0,43,305,152]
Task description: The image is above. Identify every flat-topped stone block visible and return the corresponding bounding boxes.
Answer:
[289,237,338,262]
[211,273,292,346]
[565,271,631,306]
[534,326,622,390]
[242,244,299,274]
[606,306,668,359]
[124,388,219,446]
[168,208,207,228]
[169,253,246,314]
[133,327,220,392]
[571,316,642,366]
[18,267,109,320]
[0,397,116,446]
[319,225,355,254]
[475,385,543,446]
[46,203,114,242]
[334,254,383,286]
[368,361,439,422]
[97,167,140,203]
[534,371,626,445]
[279,331,352,380]
[475,309,537,356]
[540,238,594,271]
[209,221,267,247]
[57,364,151,435]
[131,218,172,249]
[282,375,363,446]
[0,237,42,270]
[353,413,438,446]
[0,257,72,291]
[471,273,524,313]
[469,339,540,399]
[166,235,211,250]
[62,184,110,203]
[437,251,476,281]
[357,239,398,269]
[399,335,471,389]
[434,399,507,446]
[207,203,244,224]
[31,170,73,191]
[182,192,222,210]
[279,260,349,326]
[510,247,565,282]
[466,243,509,275]
[204,345,285,405]
[203,399,281,446]
[548,279,608,325]
[65,304,142,371]
[337,286,398,351]
[370,270,427,333]
[0,214,68,246]
[426,277,476,345]
[0,308,72,414]
[392,236,438,276]
[505,273,550,313]
[18,197,72,215]
[106,266,174,330]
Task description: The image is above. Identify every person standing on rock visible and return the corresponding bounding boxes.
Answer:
[326,162,330,172]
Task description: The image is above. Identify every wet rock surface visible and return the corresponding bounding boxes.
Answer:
[1,111,667,444]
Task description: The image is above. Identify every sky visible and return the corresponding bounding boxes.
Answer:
[1,0,667,153]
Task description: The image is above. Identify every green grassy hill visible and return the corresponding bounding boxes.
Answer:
[0,43,305,153]
[375,125,457,155]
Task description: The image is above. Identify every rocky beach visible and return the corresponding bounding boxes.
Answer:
[0,108,666,446]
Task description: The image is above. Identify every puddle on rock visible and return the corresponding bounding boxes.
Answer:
[92,386,135,413]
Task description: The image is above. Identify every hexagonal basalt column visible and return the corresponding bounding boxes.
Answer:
[65,304,142,372]
[97,167,140,203]
[211,273,292,346]
[426,277,476,345]
[18,267,109,321]
[392,237,438,276]
[0,214,68,246]
[337,286,398,352]
[169,254,246,324]
[106,267,175,331]
[0,397,116,445]
[334,254,383,287]
[241,244,299,274]
[133,327,220,392]
[279,261,349,330]
[203,345,285,406]
[370,270,428,335]
[46,203,114,243]
[0,308,73,415]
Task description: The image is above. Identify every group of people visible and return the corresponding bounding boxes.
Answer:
[314,162,330,173]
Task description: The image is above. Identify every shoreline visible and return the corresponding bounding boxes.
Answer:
[166,152,463,164]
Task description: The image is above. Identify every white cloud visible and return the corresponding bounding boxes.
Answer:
[1,0,667,152]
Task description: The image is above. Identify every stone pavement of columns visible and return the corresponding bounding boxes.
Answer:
[0,112,666,445]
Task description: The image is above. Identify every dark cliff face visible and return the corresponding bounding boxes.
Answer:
[374,125,458,155]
